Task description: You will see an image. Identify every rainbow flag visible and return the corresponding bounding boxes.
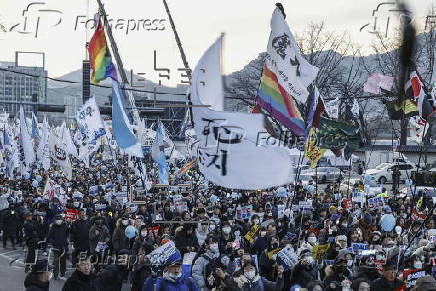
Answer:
[256,65,305,136]
[88,21,118,84]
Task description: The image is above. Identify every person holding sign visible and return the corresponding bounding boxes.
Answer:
[220,261,284,291]
[144,250,199,291]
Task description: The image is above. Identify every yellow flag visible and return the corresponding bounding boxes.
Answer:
[304,128,326,168]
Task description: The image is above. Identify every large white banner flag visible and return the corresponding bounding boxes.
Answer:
[48,132,72,180]
[265,8,319,104]
[76,96,106,142]
[37,117,50,171]
[19,106,35,167]
[190,37,294,190]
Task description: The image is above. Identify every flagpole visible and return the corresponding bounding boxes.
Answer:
[95,0,140,125]
[161,0,195,127]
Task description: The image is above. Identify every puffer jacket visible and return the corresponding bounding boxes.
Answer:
[191,249,219,290]
[24,273,49,291]
[111,219,130,253]
[47,222,69,251]
[144,275,199,291]
[223,274,284,291]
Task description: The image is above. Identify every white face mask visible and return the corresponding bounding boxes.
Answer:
[163,270,182,282]
[209,224,216,231]
[253,219,260,225]
[122,220,129,226]
[260,231,267,237]
[307,236,317,244]
[245,269,256,280]
[141,231,147,237]
[347,259,354,267]
[234,231,240,237]
[210,243,219,252]
[222,227,231,234]
[55,220,62,225]
[413,261,423,269]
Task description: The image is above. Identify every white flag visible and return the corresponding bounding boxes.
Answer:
[363,74,394,94]
[42,178,59,201]
[265,8,319,104]
[191,37,294,190]
[76,96,106,142]
[326,97,339,119]
[37,117,50,171]
[49,132,72,180]
[62,123,78,158]
[19,106,35,167]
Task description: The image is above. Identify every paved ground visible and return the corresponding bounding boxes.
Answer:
[0,246,130,291]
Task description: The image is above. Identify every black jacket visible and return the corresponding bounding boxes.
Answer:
[47,222,69,251]
[175,227,199,255]
[95,264,125,291]
[355,266,380,282]
[62,270,98,291]
[2,209,18,235]
[70,219,90,250]
[370,277,404,291]
[24,273,49,291]
[289,262,319,288]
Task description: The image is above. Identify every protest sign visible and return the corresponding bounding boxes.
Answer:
[267,248,281,260]
[94,203,106,211]
[89,185,99,196]
[351,243,368,254]
[276,247,298,271]
[175,201,188,213]
[147,241,177,265]
[65,208,79,222]
[368,196,384,209]
[235,205,253,220]
[277,204,286,219]
[401,269,426,290]
[244,224,259,244]
[343,198,352,209]
[312,244,330,260]
[298,201,313,211]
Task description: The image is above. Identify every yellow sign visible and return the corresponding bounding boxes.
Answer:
[304,128,326,168]
[267,248,281,259]
[312,243,330,260]
[244,225,260,244]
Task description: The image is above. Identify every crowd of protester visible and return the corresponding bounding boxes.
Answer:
[0,159,435,291]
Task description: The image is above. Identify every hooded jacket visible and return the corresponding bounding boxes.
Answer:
[47,221,69,251]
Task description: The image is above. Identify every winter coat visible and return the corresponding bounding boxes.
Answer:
[24,273,49,291]
[94,264,124,291]
[289,262,319,288]
[47,222,69,251]
[70,219,90,251]
[23,220,39,244]
[223,274,284,291]
[2,209,18,236]
[61,270,98,291]
[175,227,199,255]
[143,275,199,291]
[370,277,404,291]
[111,220,130,253]
[89,224,110,253]
[354,266,380,281]
[191,249,219,289]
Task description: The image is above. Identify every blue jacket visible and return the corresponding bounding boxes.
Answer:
[143,275,199,291]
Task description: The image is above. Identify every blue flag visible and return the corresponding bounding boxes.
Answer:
[31,113,39,139]
[111,81,143,157]
[152,121,169,184]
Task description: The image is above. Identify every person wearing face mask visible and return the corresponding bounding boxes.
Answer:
[369,231,382,250]
[289,249,319,288]
[192,235,224,290]
[112,214,131,254]
[144,250,199,291]
[175,224,199,256]
[252,227,269,256]
[258,235,281,281]
[326,235,348,260]
[354,254,380,281]
[218,222,234,256]
[24,259,52,291]
[70,210,90,268]
[47,214,69,280]
[89,216,110,271]
[324,250,353,291]
[223,261,284,291]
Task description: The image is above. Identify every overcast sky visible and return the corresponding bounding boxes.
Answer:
[1,0,435,86]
